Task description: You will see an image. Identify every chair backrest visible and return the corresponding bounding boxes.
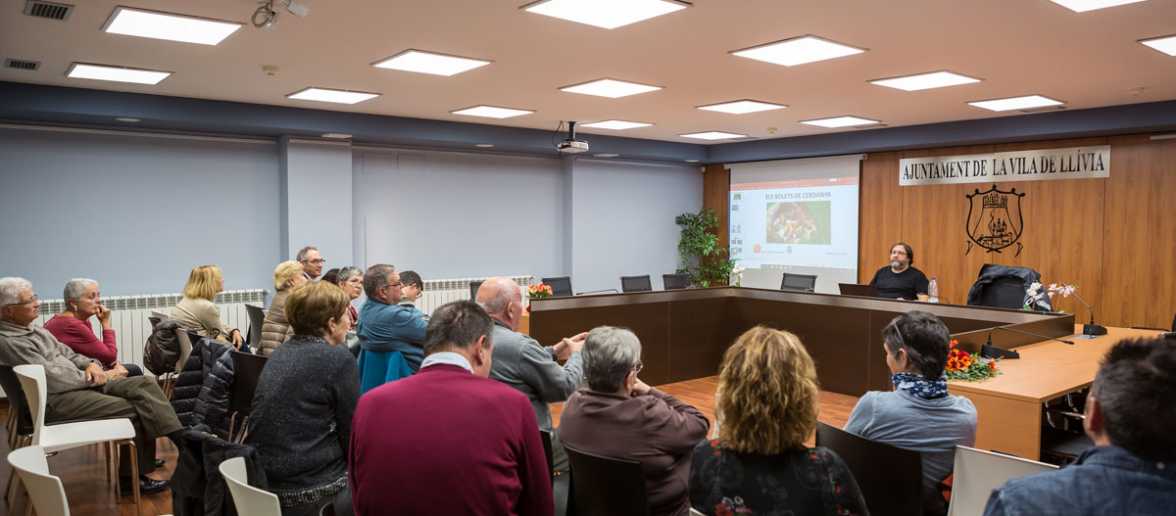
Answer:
[816,422,923,516]
[973,276,1026,309]
[245,304,266,348]
[781,273,818,292]
[565,445,650,516]
[469,280,483,301]
[176,329,195,374]
[620,275,653,293]
[542,276,573,297]
[219,456,282,516]
[946,446,1057,516]
[229,350,269,415]
[0,365,33,436]
[662,273,690,291]
[13,364,49,446]
[8,446,70,516]
[539,429,555,477]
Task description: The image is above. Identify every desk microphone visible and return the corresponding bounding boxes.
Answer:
[995,324,1076,346]
[981,325,1074,359]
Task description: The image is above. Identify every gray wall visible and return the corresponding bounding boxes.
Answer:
[282,138,354,266]
[0,127,281,296]
[569,159,703,293]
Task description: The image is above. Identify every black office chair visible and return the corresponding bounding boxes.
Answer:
[469,280,483,301]
[966,263,1049,311]
[816,422,925,516]
[542,276,573,297]
[780,273,818,292]
[244,304,265,350]
[662,273,690,290]
[620,275,653,293]
[227,350,269,443]
[565,445,650,516]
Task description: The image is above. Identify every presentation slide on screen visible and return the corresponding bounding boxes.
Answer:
[729,156,860,293]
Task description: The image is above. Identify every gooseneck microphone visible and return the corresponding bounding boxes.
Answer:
[980,324,1076,360]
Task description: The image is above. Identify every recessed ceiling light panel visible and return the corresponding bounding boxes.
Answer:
[103,7,242,45]
[800,116,880,128]
[287,87,380,104]
[870,70,981,91]
[680,131,746,141]
[522,0,689,30]
[559,78,662,98]
[697,99,787,114]
[451,105,535,119]
[372,49,491,76]
[1049,0,1146,13]
[967,95,1064,112]
[1140,34,1176,56]
[581,120,652,130]
[732,35,865,67]
[66,63,171,85]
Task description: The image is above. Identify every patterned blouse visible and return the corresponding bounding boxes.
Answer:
[690,439,869,516]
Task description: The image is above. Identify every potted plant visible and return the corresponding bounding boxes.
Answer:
[675,209,736,287]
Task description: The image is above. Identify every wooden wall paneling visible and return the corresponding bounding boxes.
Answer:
[858,153,905,283]
[702,164,731,254]
[1099,135,1176,329]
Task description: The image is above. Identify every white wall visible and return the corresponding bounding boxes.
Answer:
[0,127,281,295]
[352,148,566,279]
[282,138,353,266]
[569,159,703,293]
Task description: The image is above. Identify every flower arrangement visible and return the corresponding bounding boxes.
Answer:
[1025,282,1082,313]
[527,283,553,299]
[945,339,1000,381]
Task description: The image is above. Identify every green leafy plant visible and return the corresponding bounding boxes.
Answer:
[675,209,736,287]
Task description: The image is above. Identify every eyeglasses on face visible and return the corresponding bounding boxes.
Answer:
[304,258,326,265]
[4,294,39,307]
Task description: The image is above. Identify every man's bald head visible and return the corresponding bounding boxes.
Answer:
[476,277,522,325]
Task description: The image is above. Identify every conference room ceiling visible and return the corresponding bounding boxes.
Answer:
[1,0,1174,144]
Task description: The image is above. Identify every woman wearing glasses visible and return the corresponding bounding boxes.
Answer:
[557,326,710,516]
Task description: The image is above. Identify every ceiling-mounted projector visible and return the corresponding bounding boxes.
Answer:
[557,121,589,154]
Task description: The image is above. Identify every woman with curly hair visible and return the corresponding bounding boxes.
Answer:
[690,326,868,516]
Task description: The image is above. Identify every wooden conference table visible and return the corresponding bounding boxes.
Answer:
[528,287,1145,460]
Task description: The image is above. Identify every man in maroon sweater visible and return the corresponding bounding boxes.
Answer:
[349,300,553,516]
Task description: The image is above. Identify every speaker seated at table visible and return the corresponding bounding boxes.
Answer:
[662,273,690,291]
[541,276,573,297]
[621,275,652,293]
[780,273,817,293]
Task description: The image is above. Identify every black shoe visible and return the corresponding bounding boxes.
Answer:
[120,476,169,496]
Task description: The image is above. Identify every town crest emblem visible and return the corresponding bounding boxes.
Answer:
[965,184,1025,256]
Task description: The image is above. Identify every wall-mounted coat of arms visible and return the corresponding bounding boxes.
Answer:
[965,184,1025,256]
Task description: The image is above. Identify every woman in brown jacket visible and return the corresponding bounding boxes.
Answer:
[258,260,308,356]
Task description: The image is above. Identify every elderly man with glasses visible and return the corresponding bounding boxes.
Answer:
[297,245,326,281]
[0,277,183,494]
[356,264,428,393]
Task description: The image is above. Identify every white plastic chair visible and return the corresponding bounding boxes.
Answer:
[947,445,1058,516]
[7,446,70,516]
[13,364,141,510]
[220,456,282,516]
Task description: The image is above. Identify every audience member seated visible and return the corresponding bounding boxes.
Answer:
[477,276,586,474]
[357,264,427,385]
[983,337,1176,516]
[558,326,709,516]
[172,264,244,348]
[258,260,307,356]
[320,267,340,285]
[0,276,182,494]
[333,266,363,329]
[349,300,552,516]
[398,270,423,309]
[690,326,868,515]
[298,245,325,281]
[247,281,358,516]
[44,278,142,377]
[844,310,976,514]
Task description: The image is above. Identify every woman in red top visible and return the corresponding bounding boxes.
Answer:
[43,278,140,377]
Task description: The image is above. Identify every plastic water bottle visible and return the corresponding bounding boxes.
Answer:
[928,277,940,303]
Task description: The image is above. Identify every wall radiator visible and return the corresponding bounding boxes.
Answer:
[416,275,535,314]
[30,289,268,370]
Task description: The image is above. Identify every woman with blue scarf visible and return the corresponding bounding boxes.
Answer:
[844,311,977,516]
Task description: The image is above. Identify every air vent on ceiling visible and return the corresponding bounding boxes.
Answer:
[23,0,73,20]
[5,58,40,71]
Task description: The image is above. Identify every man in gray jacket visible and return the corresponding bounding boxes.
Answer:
[477,277,586,473]
[0,277,182,493]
